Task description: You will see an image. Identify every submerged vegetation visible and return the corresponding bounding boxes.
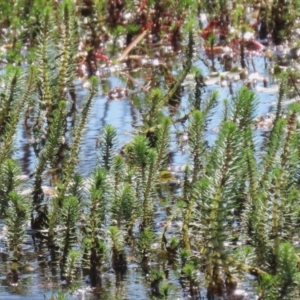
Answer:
[2,0,300,299]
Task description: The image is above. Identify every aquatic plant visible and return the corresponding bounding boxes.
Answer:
[0,65,36,164]
[58,196,80,279]
[97,124,118,171]
[2,0,300,299]
[271,0,300,45]
[149,269,165,297]
[0,159,22,216]
[108,226,127,272]
[84,167,108,287]
[5,191,31,283]
[181,110,207,250]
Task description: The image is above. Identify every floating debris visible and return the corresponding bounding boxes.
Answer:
[254,115,274,130]
[107,87,128,100]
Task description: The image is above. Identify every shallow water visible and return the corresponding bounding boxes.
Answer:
[2,45,289,300]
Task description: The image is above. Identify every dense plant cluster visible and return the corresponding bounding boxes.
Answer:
[2,1,300,300]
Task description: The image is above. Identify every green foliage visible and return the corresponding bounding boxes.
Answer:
[28,2,99,265]
[64,250,81,282]
[138,228,155,263]
[0,159,21,216]
[45,292,70,300]
[88,168,108,223]
[79,167,109,286]
[194,121,243,287]
[187,110,206,181]
[97,125,118,171]
[149,269,165,297]
[58,196,80,278]
[5,191,31,258]
[2,0,300,298]
[258,243,300,299]
[108,226,127,271]
[33,100,67,200]
[230,87,258,129]
[155,116,171,170]
[0,65,35,162]
[111,183,135,227]
[125,135,151,171]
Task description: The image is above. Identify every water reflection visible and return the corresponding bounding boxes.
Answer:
[7,48,280,300]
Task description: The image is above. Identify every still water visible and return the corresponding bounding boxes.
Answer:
[3,48,285,299]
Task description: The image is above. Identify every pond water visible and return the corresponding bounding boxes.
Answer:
[1,38,293,300]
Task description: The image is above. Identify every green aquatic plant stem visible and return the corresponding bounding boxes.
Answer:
[87,168,107,286]
[141,149,157,230]
[57,76,98,205]
[244,129,257,191]
[274,74,287,123]
[161,29,193,105]
[195,121,244,294]
[47,77,97,259]
[207,34,217,71]
[181,111,206,250]
[0,66,20,140]
[243,144,262,245]
[132,25,192,136]
[189,110,205,182]
[225,256,267,277]
[267,105,300,274]
[33,101,67,203]
[108,226,126,271]
[201,90,219,121]
[38,9,53,118]
[111,155,125,198]
[193,71,206,110]
[59,196,79,279]
[0,159,21,215]
[281,104,300,170]
[154,117,171,171]
[111,183,135,228]
[231,87,258,130]
[127,212,137,241]
[126,134,159,230]
[6,191,31,273]
[244,124,269,266]
[64,250,80,282]
[98,125,118,171]
[261,118,286,185]
[126,135,150,182]
[0,66,36,164]
[57,1,75,101]
[255,194,270,268]
[181,166,192,250]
